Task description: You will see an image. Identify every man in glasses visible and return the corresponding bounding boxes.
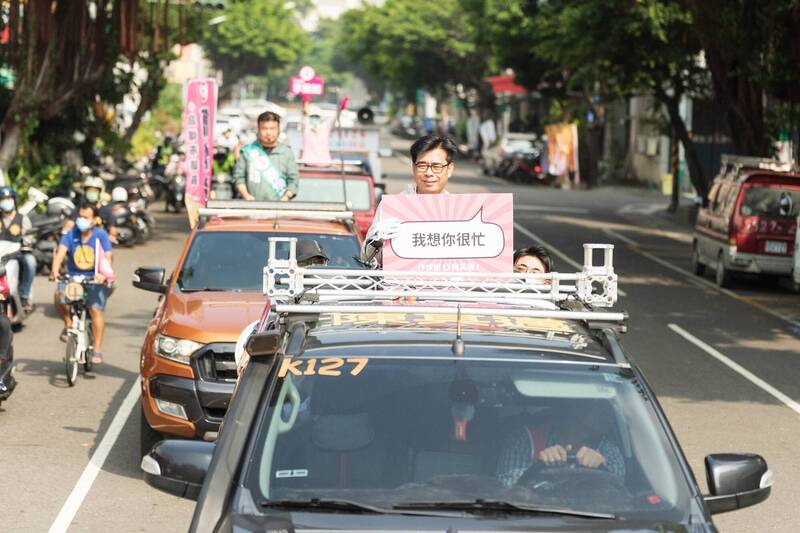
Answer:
[362,135,457,267]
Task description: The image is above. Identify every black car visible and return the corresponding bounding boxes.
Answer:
[142,242,772,532]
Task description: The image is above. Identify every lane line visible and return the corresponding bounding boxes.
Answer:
[48,379,142,533]
[514,222,627,297]
[669,323,800,416]
[518,205,590,214]
[603,228,800,329]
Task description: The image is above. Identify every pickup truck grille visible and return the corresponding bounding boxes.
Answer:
[194,343,238,382]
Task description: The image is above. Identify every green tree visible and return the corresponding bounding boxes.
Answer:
[683,0,800,157]
[338,0,491,102]
[202,0,309,85]
[487,0,710,194]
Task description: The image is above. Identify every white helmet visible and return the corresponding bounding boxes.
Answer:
[82,176,105,192]
[111,186,128,203]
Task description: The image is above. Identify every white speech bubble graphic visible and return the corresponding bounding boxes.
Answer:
[391,208,505,259]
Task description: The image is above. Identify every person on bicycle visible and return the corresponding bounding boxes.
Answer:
[50,202,113,364]
[0,186,36,311]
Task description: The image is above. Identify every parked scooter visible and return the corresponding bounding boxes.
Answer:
[0,241,30,327]
[0,272,15,408]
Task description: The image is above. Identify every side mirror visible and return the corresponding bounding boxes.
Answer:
[133,266,167,294]
[704,453,773,514]
[246,330,280,357]
[141,439,215,501]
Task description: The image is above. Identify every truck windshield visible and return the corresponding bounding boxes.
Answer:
[248,356,690,520]
[295,178,372,211]
[177,231,361,291]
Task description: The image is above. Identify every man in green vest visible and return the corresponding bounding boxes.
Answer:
[233,111,299,202]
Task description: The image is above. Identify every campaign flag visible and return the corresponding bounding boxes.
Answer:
[94,240,114,282]
[381,193,513,273]
[182,78,218,207]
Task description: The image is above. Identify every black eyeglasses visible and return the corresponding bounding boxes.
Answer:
[413,161,452,174]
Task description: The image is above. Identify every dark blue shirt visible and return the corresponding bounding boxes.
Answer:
[60,227,112,276]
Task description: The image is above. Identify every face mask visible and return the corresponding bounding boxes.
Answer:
[76,217,92,233]
[0,199,14,212]
[85,190,99,203]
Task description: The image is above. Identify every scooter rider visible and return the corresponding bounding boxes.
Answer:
[0,186,36,312]
[62,176,118,243]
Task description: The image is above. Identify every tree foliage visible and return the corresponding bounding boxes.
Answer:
[202,0,309,85]
[337,0,490,100]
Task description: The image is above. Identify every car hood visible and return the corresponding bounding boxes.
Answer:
[223,512,699,533]
[160,290,266,344]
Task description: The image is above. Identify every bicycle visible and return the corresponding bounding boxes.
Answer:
[61,275,100,385]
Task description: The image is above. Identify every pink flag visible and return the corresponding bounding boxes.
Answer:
[95,240,115,282]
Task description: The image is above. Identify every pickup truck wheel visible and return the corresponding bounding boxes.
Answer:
[715,252,733,288]
[140,405,163,458]
[691,243,705,276]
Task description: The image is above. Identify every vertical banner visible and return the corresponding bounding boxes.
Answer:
[182,78,217,222]
[381,193,513,273]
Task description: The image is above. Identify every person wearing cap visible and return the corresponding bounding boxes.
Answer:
[301,105,334,167]
[62,176,118,243]
[232,239,329,376]
[233,111,299,202]
[0,186,36,311]
[295,238,329,267]
[361,134,457,267]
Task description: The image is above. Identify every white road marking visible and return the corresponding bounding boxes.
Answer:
[517,205,590,214]
[514,223,627,297]
[669,323,800,416]
[48,379,142,533]
[603,228,800,328]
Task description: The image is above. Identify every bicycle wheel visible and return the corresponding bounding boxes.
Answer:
[83,324,94,373]
[65,334,78,386]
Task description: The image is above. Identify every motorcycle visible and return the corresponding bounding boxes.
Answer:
[0,241,30,326]
[499,143,550,185]
[109,201,143,247]
[165,173,185,212]
[24,190,75,275]
[0,266,15,408]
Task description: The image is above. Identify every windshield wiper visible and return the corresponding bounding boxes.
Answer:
[261,498,389,514]
[180,287,236,292]
[393,499,616,519]
[261,498,461,517]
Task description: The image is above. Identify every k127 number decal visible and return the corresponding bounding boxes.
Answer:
[278,357,368,377]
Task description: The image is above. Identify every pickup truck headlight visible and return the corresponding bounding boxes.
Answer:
[155,334,202,365]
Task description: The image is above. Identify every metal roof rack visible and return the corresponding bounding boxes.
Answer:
[720,154,796,173]
[199,199,353,222]
[263,237,626,324]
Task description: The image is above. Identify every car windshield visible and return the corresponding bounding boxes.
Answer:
[295,178,372,211]
[247,356,690,520]
[740,185,800,217]
[177,231,361,291]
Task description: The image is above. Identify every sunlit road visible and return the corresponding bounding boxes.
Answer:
[1,136,799,531]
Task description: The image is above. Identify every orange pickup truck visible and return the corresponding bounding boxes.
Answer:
[133,214,361,455]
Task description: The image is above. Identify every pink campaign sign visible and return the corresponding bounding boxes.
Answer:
[182,79,217,206]
[381,193,514,273]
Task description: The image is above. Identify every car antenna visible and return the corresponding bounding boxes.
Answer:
[452,305,465,356]
[336,95,350,210]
